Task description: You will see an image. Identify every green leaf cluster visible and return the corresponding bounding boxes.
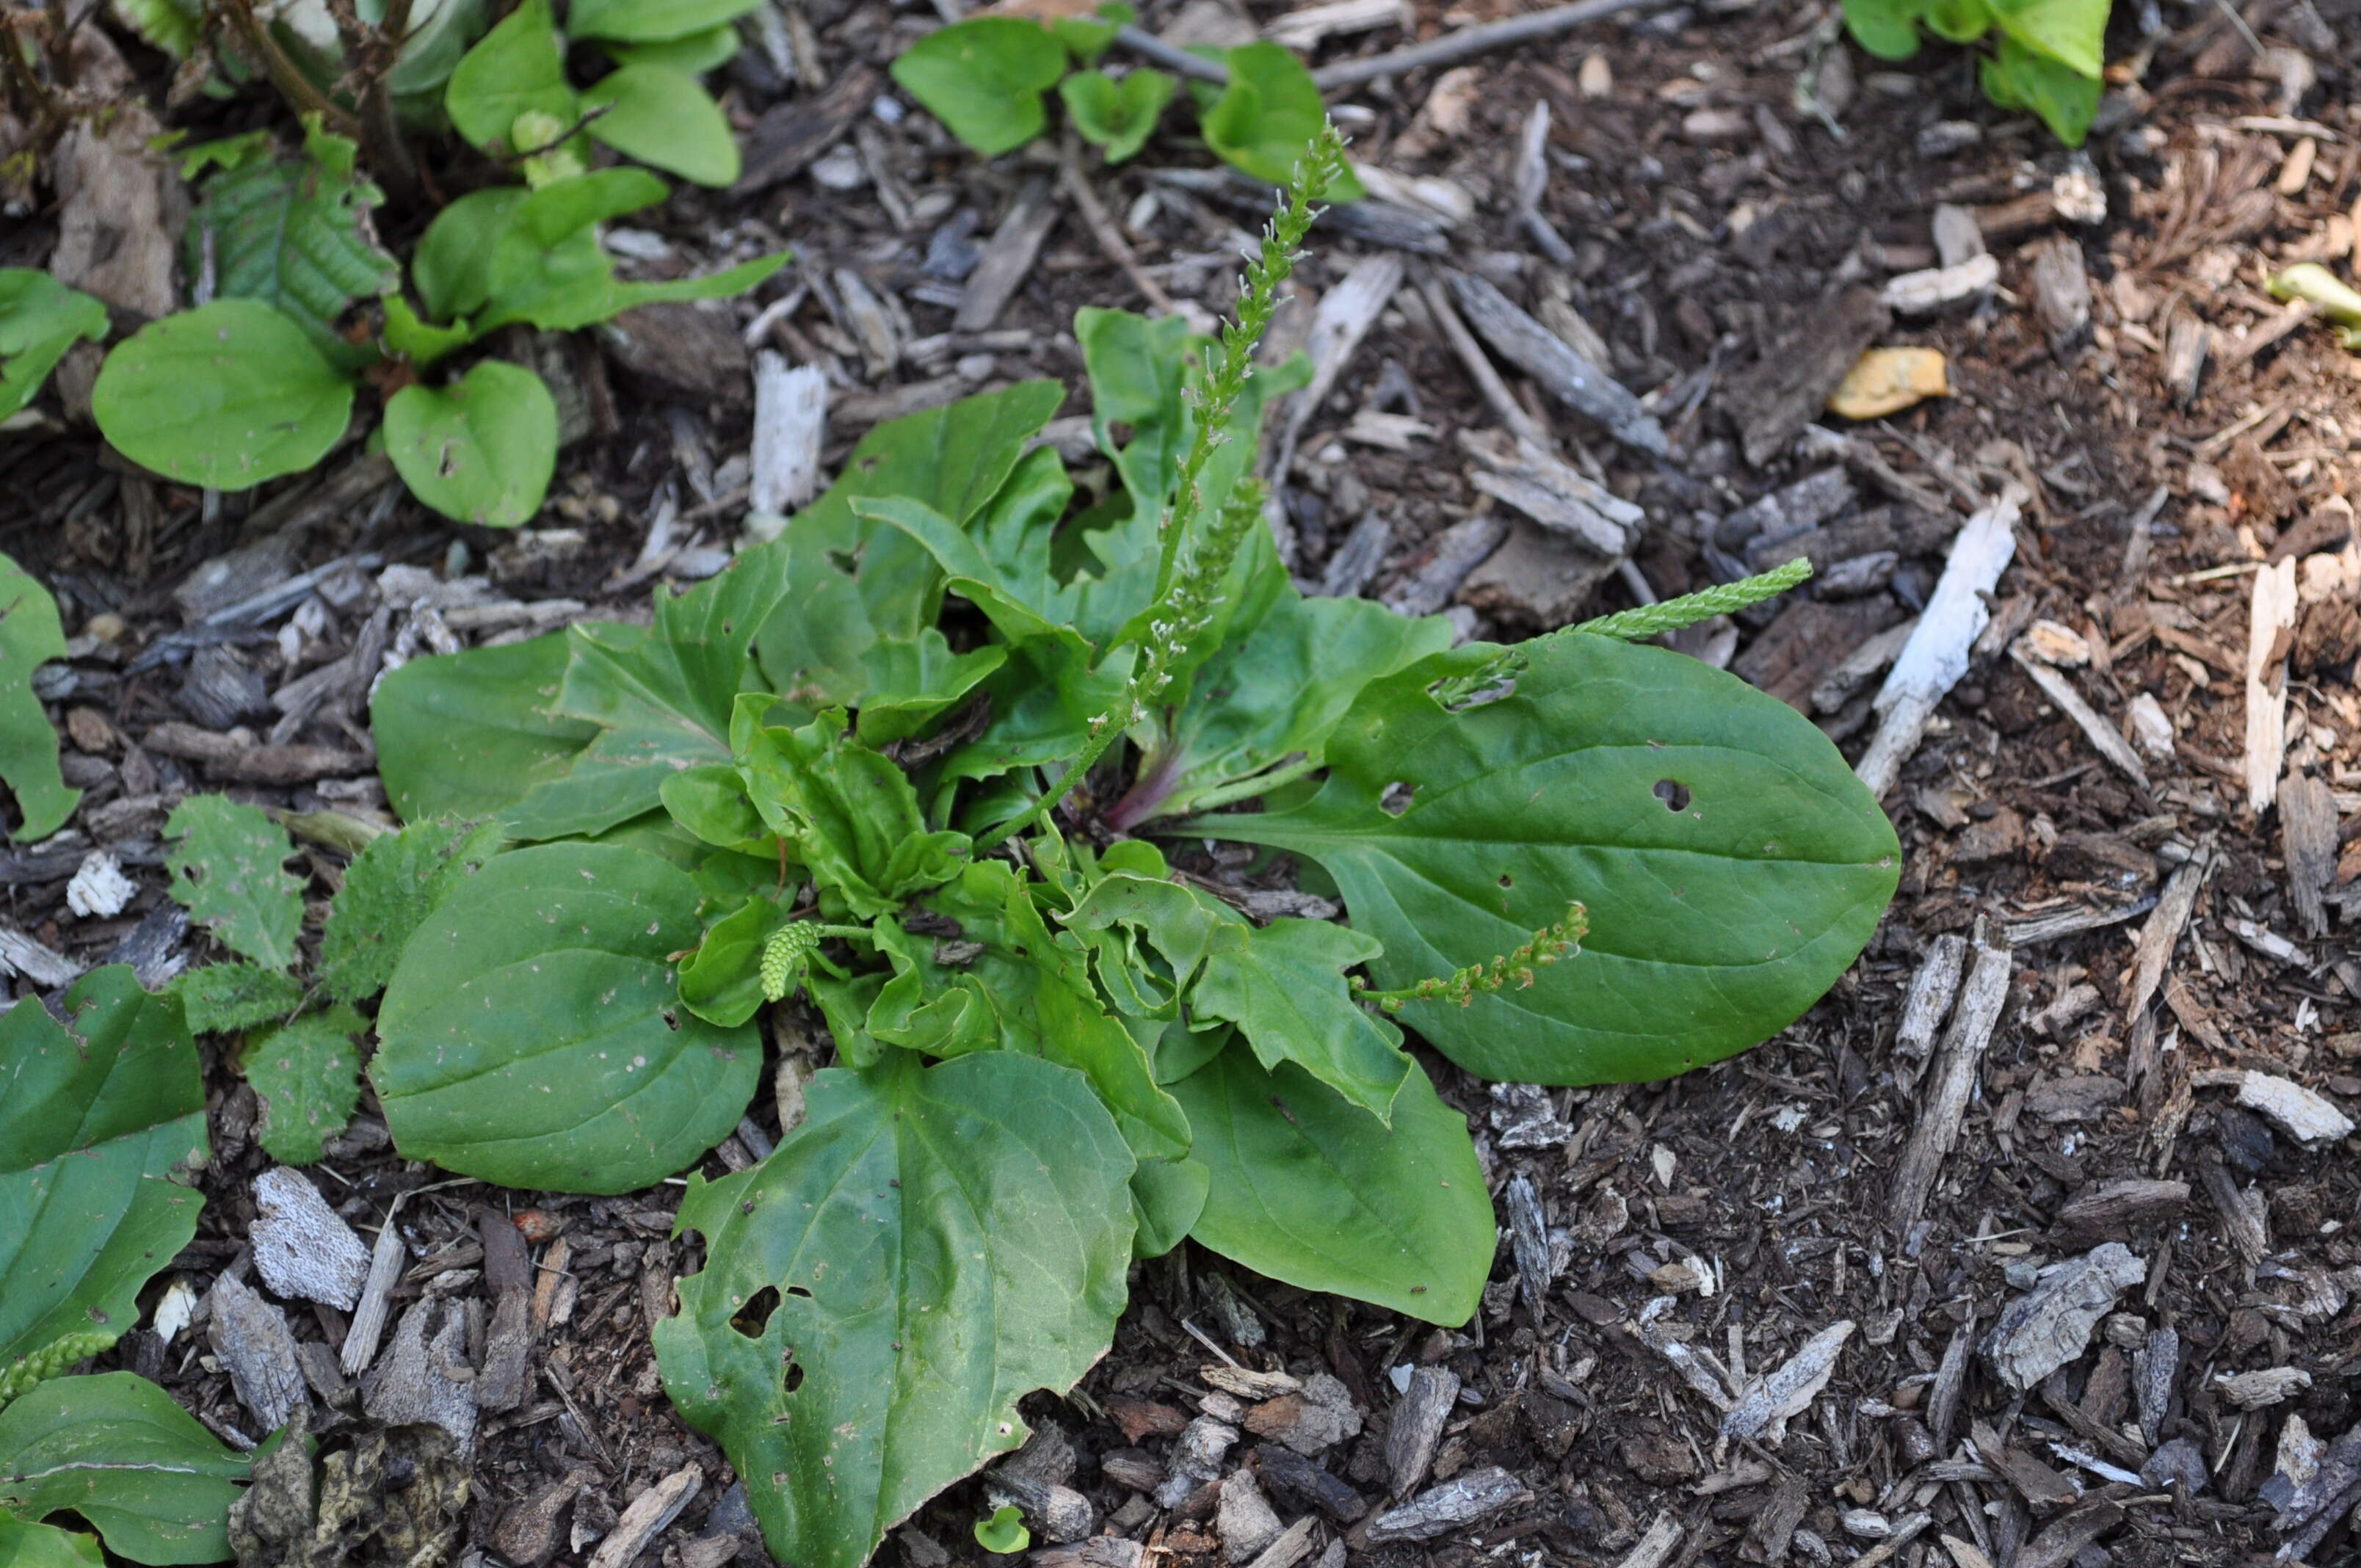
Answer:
[1841,0,2109,145]
[891,10,1360,192]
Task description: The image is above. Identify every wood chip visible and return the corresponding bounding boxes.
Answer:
[586,1463,703,1568]
[1382,512,1509,617]
[362,1298,479,1456]
[250,1166,371,1310]
[2280,772,2337,936]
[1383,1366,1458,1498]
[1274,253,1404,483]
[1892,932,1968,1082]
[1720,1319,1852,1441]
[1725,285,1890,466]
[1984,1244,2145,1391]
[1880,254,1998,316]
[1263,0,1407,48]
[1458,429,1641,556]
[749,353,828,520]
[2201,1070,2358,1143]
[1363,1465,1528,1544]
[2013,1499,2121,1568]
[1857,487,2020,797]
[2245,556,2300,812]
[1613,1513,1683,1568]
[1444,270,1667,455]
[0,925,84,987]
[2048,1178,2189,1243]
[736,67,878,194]
[2122,849,2207,1034]
[2008,644,2150,793]
[341,1211,407,1376]
[208,1271,307,1433]
[1891,922,2012,1228]
[957,176,1063,333]
[142,722,367,784]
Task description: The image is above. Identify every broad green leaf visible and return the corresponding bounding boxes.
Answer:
[91,302,353,490]
[165,963,306,1034]
[1169,1041,1490,1324]
[752,381,1067,707]
[0,1373,249,1565]
[413,187,526,324]
[1182,634,1900,1086]
[1200,45,1363,198]
[1922,0,1993,41]
[1194,919,1409,1123]
[507,549,794,841]
[655,1051,1136,1568]
[0,271,109,420]
[889,18,1067,156]
[372,843,761,1192]
[734,706,970,918]
[1980,35,2101,146]
[0,970,207,1397]
[1051,1,1135,62]
[584,65,741,186]
[661,764,779,855]
[570,0,765,41]
[370,633,597,824]
[1989,0,2104,78]
[1060,68,1172,162]
[0,1520,104,1568]
[1130,1155,1208,1258]
[1839,0,1930,56]
[244,1006,366,1165]
[0,552,81,842]
[163,795,303,972]
[317,818,507,1003]
[854,631,1007,746]
[384,360,559,528]
[677,894,791,1028]
[606,24,741,70]
[446,0,577,150]
[184,133,401,369]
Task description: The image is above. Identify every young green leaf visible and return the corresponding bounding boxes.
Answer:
[244,1006,367,1165]
[1840,0,1934,53]
[889,18,1068,156]
[655,1050,1136,1568]
[380,297,477,369]
[733,706,971,918]
[318,816,507,1003]
[1988,0,2106,77]
[0,551,82,842]
[1921,0,1995,42]
[384,360,560,528]
[0,270,109,419]
[1180,634,1901,1086]
[1199,45,1364,197]
[445,0,578,150]
[1168,1041,1491,1324]
[0,969,208,1402]
[606,24,742,71]
[184,129,401,368]
[370,634,598,824]
[1060,68,1173,163]
[166,962,308,1034]
[91,302,355,490]
[413,188,527,324]
[583,65,742,186]
[163,795,305,972]
[371,843,761,1192]
[1979,35,2101,146]
[569,0,766,41]
[1050,1,1136,63]
[0,1373,250,1566]
[853,631,1008,745]
[974,1505,1031,1555]
[0,1520,105,1568]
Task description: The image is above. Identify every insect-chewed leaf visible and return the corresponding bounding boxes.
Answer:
[244,1006,367,1166]
[371,843,760,1192]
[1183,634,1901,1086]
[384,360,559,529]
[318,817,507,1004]
[163,795,305,972]
[0,270,109,420]
[1168,1039,1490,1324]
[92,301,354,491]
[654,1050,1135,1568]
[166,962,307,1034]
[0,1373,250,1565]
[0,551,81,841]
[0,969,208,1403]
[1192,919,1410,1125]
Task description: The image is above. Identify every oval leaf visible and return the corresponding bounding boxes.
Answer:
[384,360,559,529]
[1184,634,1900,1086]
[445,0,576,150]
[583,65,741,186]
[0,1373,250,1566]
[655,1050,1136,1568]
[92,301,353,490]
[888,18,1067,156]
[372,842,761,1192]
[1169,1041,1492,1324]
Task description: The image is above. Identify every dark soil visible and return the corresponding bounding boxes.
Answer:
[7,0,2361,1564]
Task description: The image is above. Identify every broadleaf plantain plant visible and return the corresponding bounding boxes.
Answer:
[220,123,1888,1568]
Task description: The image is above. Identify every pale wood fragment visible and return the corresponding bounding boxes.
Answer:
[1890,923,2012,1228]
[2245,556,2300,812]
[1857,488,2021,797]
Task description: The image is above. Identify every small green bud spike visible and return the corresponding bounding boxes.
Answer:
[759,922,821,1003]
[1356,903,1589,1013]
[1570,559,1812,643]
[0,1330,120,1410]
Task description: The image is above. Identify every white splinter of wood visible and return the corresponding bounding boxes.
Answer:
[748,352,829,536]
[2009,641,2151,793]
[2244,555,2299,813]
[1264,0,1409,49]
[1855,485,2023,798]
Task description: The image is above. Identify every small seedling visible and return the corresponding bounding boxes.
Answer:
[1840,0,2110,145]
[973,1505,1031,1555]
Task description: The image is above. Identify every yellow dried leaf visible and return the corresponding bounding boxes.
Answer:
[1827,347,1949,420]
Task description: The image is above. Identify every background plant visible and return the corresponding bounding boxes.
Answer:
[1841,0,2111,145]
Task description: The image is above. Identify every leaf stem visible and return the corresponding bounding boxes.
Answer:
[1156,753,1320,817]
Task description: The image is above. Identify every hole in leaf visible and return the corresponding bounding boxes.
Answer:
[1498,873,1513,889]
[785,1285,813,1299]
[661,1008,681,1031]
[783,1356,806,1393]
[1654,780,1691,812]
[732,1286,780,1338]
[1379,782,1416,818]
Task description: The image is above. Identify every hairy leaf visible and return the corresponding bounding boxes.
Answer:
[371,633,597,823]
[164,795,305,972]
[569,0,766,41]
[1169,1041,1490,1324]
[584,65,741,186]
[318,817,507,1003]
[656,1051,1135,1568]
[372,843,760,1192]
[92,302,354,490]
[0,970,207,1400]
[1060,68,1172,163]
[384,360,559,528]
[889,18,1067,156]
[0,552,81,842]
[165,963,307,1034]
[445,0,577,150]
[0,271,109,420]
[0,1373,250,1565]
[1182,634,1900,1085]
[244,1006,367,1164]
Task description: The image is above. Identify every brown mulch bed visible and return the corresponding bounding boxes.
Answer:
[7,0,2361,1564]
